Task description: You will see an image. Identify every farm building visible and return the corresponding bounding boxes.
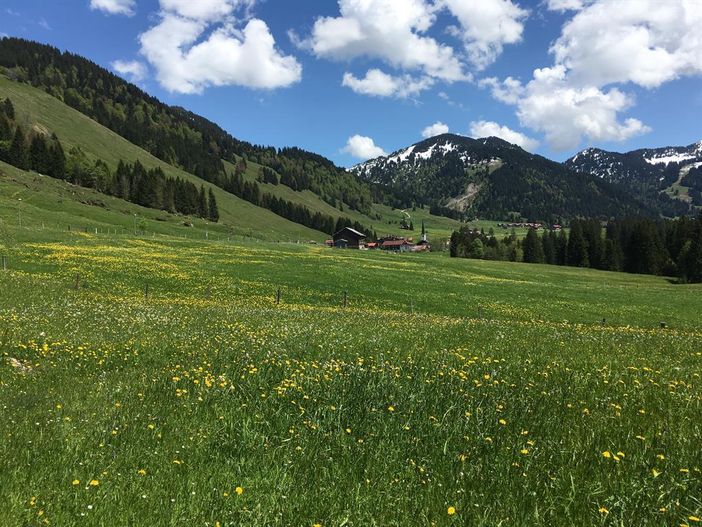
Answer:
[332,227,366,249]
[380,239,415,252]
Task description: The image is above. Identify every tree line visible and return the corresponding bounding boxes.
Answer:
[223,161,375,238]
[0,97,218,222]
[450,216,702,283]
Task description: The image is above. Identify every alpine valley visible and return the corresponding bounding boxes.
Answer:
[0,38,699,241]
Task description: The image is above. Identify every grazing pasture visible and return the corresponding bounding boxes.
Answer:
[1,236,701,526]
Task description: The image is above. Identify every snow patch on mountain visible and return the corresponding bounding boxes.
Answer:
[644,152,696,165]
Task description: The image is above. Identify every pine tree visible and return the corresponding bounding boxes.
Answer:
[0,113,11,141]
[567,221,589,267]
[198,185,208,218]
[523,228,545,263]
[8,127,30,170]
[48,137,66,179]
[208,188,219,222]
[30,134,50,174]
[556,230,568,265]
[1,98,15,120]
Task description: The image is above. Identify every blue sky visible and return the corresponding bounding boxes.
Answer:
[2,0,701,166]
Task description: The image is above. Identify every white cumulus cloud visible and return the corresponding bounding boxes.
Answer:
[469,120,539,151]
[342,69,434,98]
[299,0,467,83]
[342,135,387,160]
[441,0,528,69]
[89,0,135,16]
[545,0,585,12]
[422,122,450,138]
[158,0,256,22]
[139,1,301,94]
[481,0,702,150]
[479,76,524,104]
[111,59,147,82]
[551,0,702,89]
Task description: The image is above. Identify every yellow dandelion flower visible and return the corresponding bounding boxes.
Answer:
[313,524,322,527]
[651,468,661,478]
[447,506,456,516]
[602,451,611,459]
[680,468,690,473]
[599,507,609,514]
[388,405,395,412]
[235,486,244,495]
[689,516,701,523]
[499,419,507,426]
[72,479,80,486]
[520,449,529,455]
[657,454,665,460]
[137,469,147,476]
[89,479,99,486]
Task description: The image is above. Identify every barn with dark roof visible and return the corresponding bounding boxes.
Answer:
[332,227,366,249]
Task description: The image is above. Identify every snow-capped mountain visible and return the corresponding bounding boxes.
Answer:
[566,141,702,183]
[565,141,702,215]
[350,133,648,221]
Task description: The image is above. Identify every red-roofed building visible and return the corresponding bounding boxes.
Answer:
[380,239,414,252]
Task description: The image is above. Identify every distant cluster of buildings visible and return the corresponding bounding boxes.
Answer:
[327,226,431,252]
[497,222,563,230]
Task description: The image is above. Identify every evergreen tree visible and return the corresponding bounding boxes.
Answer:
[198,185,208,218]
[208,188,219,222]
[556,230,568,265]
[1,98,15,120]
[29,134,50,174]
[0,113,11,141]
[542,231,556,265]
[523,228,545,263]
[48,137,66,179]
[602,238,623,272]
[567,221,589,267]
[8,127,30,170]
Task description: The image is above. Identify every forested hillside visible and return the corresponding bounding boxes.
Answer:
[0,38,375,224]
[353,134,651,222]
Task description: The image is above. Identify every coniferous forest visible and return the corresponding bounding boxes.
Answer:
[450,216,702,283]
[0,97,218,221]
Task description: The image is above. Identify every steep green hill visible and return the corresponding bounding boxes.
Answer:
[0,75,331,241]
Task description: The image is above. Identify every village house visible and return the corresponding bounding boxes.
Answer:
[380,238,415,252]
[332,227,366,249]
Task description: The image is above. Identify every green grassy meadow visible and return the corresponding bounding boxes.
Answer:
[1,226,701,526]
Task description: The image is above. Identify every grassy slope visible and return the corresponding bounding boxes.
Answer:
[0,161,248,242]
[0,235,701,525]
[0,75,324,241]
[224,158,465,240]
